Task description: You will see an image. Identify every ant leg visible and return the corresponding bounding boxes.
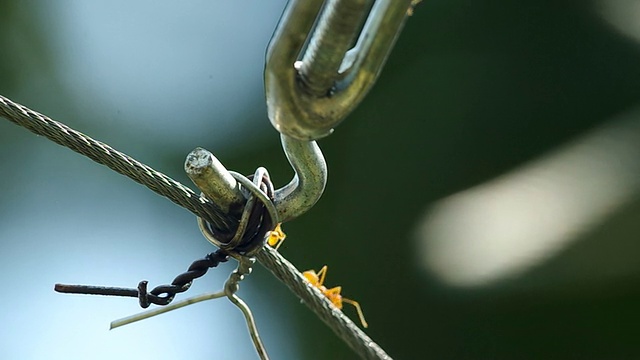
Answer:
[316,265,328,286]
[267,223,286,249]
[274,237,284,251]
[302,269,319,285]
[324,285,342,298]
[342,298,368,329]
[324,286,344,308]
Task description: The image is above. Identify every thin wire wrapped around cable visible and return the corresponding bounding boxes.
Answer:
[0,94,392,360]
[198,169,278,257]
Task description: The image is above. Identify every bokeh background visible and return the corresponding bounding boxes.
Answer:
[2,1,640,359]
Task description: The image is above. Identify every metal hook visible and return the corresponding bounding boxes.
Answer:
[186,136,326,225]
[265,0,415,140]
[187,0,412,225]
[274,135,326,223]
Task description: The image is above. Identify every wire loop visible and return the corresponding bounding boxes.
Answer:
[198,167,278,257]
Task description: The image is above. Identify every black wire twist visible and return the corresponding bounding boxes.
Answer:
[55,171,277,308]
[140,170,276,307]
[55,250,230,308]
[201,171,276,256]
[137,249,230,307]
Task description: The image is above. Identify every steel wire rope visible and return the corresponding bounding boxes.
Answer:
[0,94,392,360]
[0,95,234,232]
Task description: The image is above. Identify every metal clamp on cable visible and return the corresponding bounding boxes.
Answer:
[185,142,326,227]
[195,166,278,257]
[266,0,415,141]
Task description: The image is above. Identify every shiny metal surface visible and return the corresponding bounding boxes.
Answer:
[265,0,414,140]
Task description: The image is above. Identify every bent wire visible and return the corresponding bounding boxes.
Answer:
[110,257,269,360]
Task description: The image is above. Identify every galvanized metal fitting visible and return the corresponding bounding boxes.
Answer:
[265,0,415,140]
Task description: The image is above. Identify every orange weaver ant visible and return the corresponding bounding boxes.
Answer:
[302,265,368,328]
[266,223,286,250]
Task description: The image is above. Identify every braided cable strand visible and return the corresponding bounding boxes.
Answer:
[0,94,392,360]
[256,247,391,360]
[0,95,235,231]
